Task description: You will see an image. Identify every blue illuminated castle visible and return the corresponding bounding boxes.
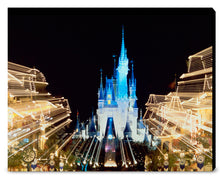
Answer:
[95,26,146,142]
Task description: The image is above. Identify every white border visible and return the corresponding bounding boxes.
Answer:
[0,1,219,179]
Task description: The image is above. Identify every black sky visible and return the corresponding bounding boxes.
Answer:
[8,8,215,122]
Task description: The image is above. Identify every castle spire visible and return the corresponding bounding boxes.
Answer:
[131,60,135,85]
[138,108,145,129]
[119,25,127,61]
[113,55,117,79]
[100,69,103,88]
[129,59,137,103]
[122,24,124,46]
[117,25,129,100]
[107,83,112,99]
[98,69,104,100]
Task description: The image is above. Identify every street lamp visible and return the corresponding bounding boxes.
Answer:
[50,153,54,160]
[59,159,64,172]
[180,151,185,159]
[49,153,55,171]
[179,151,185,171]
[163,153,169,171]
[164,153,169,160]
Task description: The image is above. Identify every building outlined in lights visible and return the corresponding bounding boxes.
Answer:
[8,62,73,165]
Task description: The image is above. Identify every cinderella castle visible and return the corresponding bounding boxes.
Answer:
[74,26,146,142]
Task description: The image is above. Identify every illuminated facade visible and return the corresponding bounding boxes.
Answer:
[143,46,213,171]
[8,62,72,167]
[96,26,145,142]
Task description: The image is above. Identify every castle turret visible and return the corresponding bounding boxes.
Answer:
[88,110,96,137]
[107,84,112,104]
[136,109,146,142]
[98,69,104,99]
[113,55,117,79]
[138,109,145,129]
[112,55,117,98]
[81,122,86,140]
[116,25,129,100]
[104,78,117,107]
[98,69,104,108]
[129,61,137,109]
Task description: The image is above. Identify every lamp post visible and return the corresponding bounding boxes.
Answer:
[50,153,55,160]
[163,153,169,171]
[49,153,55,171]
[157,156,162,171]
[59,159,64,172]
[196,155,205,171]
[179,151,185,171]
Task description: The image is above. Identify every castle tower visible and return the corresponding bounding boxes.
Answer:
[96,26,145,142]
[107,84,113,105]
[116,25,129,100]
[129,61,137,110]
[98,69,104,109]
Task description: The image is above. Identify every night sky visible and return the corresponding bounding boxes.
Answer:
[8,8,215,122]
